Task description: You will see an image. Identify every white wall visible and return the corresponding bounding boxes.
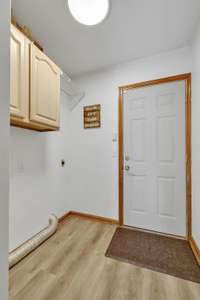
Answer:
[0,1,10,299]
[68,47,192,220]
[10,92,71,250]
[10,46,193,252]
[192,23,200,249]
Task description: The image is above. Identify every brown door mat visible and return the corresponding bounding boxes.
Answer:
[105,227,200,283]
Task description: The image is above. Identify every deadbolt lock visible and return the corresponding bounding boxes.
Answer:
[125,153,130,161]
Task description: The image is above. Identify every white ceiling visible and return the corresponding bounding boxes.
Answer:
[12,0,200,77]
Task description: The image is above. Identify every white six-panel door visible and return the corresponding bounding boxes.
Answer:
[123,81,186,237]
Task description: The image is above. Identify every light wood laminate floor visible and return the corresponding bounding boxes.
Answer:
[9,216,200,300]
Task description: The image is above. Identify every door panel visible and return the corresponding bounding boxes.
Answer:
[30,45,61,128]
[158,117,175,162]
[130,176,147,213]
[124,81,186,236]
[10,25,27,119]
[158,177,175,217]
[131,119,145,161]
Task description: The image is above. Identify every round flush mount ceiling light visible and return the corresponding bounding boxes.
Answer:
[68,0,110,26]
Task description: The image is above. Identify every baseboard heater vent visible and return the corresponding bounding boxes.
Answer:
[9,214,58,269]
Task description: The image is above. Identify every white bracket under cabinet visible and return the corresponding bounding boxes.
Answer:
[61,73,85,111]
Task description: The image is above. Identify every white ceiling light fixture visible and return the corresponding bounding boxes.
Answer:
[68,0,110,26]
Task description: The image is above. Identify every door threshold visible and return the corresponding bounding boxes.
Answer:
[121,224,186,241]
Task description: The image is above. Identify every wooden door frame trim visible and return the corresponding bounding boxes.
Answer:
[189,237,200,265]
[118,73,192,241]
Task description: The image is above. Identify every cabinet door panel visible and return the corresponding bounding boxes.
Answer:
[30,45,61,128]
[10,26,27,119]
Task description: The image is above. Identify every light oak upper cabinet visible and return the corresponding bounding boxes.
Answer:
[30,45,62,128]
[10,25,28,121]
[10,25,62,131]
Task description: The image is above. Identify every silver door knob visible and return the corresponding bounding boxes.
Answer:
[125,165,130,171]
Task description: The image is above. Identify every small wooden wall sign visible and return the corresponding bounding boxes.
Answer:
[84,104,101,129]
